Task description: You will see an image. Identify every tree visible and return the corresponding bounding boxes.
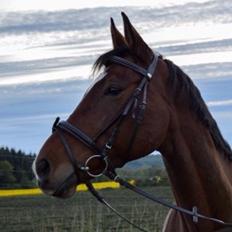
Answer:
[0,160,16,186]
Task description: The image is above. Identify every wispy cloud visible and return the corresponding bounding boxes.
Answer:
[207,99,232,107]
[0,64,91,86]
[0,0,209,12]
[0,1,232,34]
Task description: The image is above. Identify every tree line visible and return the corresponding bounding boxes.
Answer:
[0,146,169,189]
[0,147,36,188]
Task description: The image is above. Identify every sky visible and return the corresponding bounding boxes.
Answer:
[0,0,209,12]
[0,0,231,153]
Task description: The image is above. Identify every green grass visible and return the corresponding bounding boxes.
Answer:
[0,186,173,232]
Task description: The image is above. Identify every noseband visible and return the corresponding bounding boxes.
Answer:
[51,53,232,231]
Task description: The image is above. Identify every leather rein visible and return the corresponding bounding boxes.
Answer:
[52,53,232,231]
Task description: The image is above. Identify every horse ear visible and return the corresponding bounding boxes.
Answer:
[110,17,127,49]
[121,12,153,62]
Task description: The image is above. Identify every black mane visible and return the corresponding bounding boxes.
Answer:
[93,46,130,73]
[165,59,232,160]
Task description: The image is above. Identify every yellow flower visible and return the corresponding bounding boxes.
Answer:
[0,180,135,197]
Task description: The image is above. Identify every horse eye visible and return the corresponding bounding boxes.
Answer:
[104,86,122,96]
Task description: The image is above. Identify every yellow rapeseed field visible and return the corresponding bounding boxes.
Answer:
[0,180,135,197]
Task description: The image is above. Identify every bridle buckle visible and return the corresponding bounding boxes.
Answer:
[147,72,152,79]
[105,143,112,150]
[192,206,198,223]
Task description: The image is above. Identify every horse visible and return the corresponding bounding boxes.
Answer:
[33,12,232,232]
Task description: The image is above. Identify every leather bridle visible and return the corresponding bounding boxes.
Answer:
[51,53,232,231]
[52,53,159,183]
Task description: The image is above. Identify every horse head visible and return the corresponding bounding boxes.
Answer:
[33,13,171,198]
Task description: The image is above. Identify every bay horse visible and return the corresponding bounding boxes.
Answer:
[33,13,232,232]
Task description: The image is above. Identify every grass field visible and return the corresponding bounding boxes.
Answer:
[0,186,173,232]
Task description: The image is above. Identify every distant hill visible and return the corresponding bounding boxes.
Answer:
[124,154,164,170]
[117,155,169,186]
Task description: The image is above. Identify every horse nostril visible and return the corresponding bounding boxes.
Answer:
[36,159,50,178]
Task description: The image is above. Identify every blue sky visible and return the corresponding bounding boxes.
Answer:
[0,0,231,153]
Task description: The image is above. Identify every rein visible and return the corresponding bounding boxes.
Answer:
[52,53,232,231]
[106,171,232,228]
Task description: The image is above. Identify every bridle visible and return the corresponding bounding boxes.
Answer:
[52,53,159,180]
[51,53,232,231]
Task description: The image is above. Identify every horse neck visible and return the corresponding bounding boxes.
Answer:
[159,106,232,231]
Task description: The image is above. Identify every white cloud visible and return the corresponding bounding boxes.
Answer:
[0,0,209,12]
[0,64,91,86]
[169,51,232,67]
[207,99,232,107]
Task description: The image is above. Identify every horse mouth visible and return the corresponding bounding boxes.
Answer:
[51,174,78,198]
[39,173,78,199]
